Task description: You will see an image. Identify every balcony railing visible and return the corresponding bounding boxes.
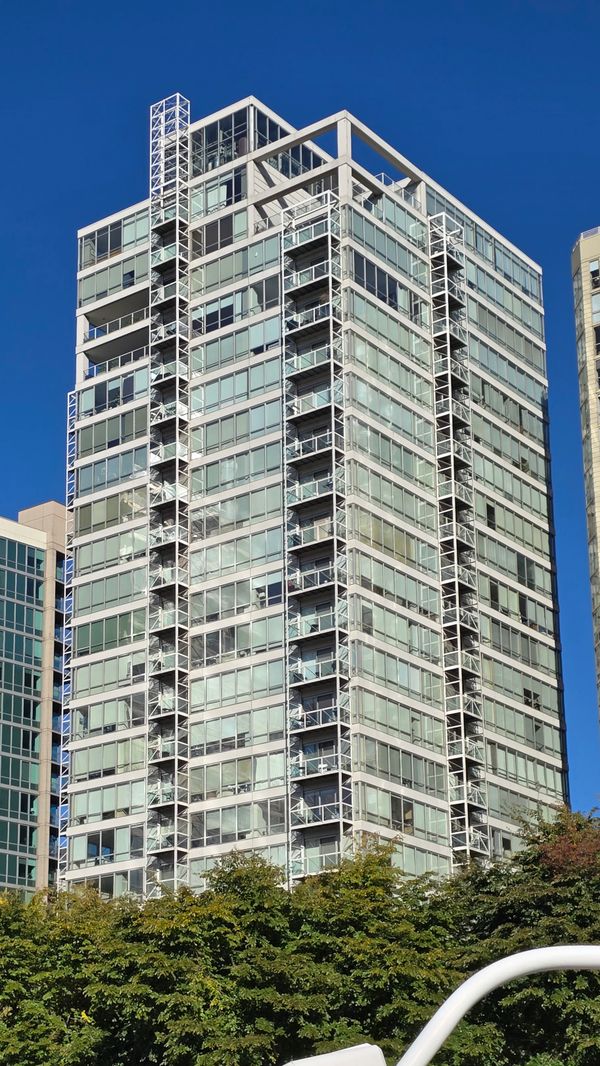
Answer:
[84,344,148,379]
[150,357,189,384]
[149,565,187,589]
[288,610,337,639]
[151,242,178,267]
[447,738,484,761]
[149,523,181,547]
[285,301,341,332]
[440,563,477,589]
[289,654,349,684]
[286,429,344,460]
[149,440,188,465]
[290,750,352,778]
[286,389,331,417]
[149,481,187,505]
[83,308,147,342]
[148,738,177,761]
[283,216,340,250]
[284,259,341,291]
[287,518,334,548]
[290,800,353,826]
[293,850,341,876]
[285,341,342,377]
[151,399,188,422]
[151,318,189,343]
[287,474,334,505]
[147,782,175,806]
[288,564,335,592]
[289,702,348,731]
[151,280,189,304]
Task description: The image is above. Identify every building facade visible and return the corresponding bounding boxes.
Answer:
[62,94,568,898]
[0,502,65,894]
[572,230,600,706]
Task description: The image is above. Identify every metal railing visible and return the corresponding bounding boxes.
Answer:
[83,307,147,342]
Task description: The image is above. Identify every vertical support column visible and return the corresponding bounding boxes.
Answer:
[146,94,191,897]
[429,214,489,865]
[281,193,352,882]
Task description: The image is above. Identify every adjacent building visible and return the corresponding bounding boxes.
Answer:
[572,230,600,706]
[0,502,65,894]
[62,94,568,898]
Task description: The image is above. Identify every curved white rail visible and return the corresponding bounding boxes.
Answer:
[395,945,600,1066]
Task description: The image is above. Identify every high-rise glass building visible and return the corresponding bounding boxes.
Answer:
[572,229,600,704]
[0,502,65,895]
[62,94,568,898]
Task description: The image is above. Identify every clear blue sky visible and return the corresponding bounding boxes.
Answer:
[0,0,598,810]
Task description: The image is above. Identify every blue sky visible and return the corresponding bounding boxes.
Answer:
[0,0,598,810]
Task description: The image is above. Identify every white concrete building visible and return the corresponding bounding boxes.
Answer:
[61,94,568,897]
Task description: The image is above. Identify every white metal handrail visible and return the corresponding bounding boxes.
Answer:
[285,946,600,1066]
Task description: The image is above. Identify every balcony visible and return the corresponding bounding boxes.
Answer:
[151,279,189,305]
[149,608,178,633]
[288,610,337,640]
[284,259,341,292]
[148,735,177,762]
[150,356,189,384]
[433,353,468,384]
[149,440,188,466]
[436,435,471,465]
[443,646,480,674]
[290,749,352,778]
[83,307,147,343]
[148,647,177,674]
[443,604,478,631]
[283,215,339,251]
[151,242,178,268]
[288,564,336,593]
[84,344,148,380]
[438,520,475,548]
[285,341,342,378]
[149,522,183,548]
[438,480,473,506]
[146,826,176,852]
[431,273,464,302]
[440,563,476,590]
[286,429,343,461]
[149,479,187,506]
[449,778,486,808]
[150,398,188,424]
[293,850,341,877]
[151,317,189,344]
[289,653,349,685]
[447,737,484,762]
[287,517,334,548]
[287,473,334,505]
[289,702,348,732]
[147,780,175,806]
[285,301,341,334]
[149,564,187,590]
[148,688,176,717]
[285,391,331,422]
[290,799,352,827]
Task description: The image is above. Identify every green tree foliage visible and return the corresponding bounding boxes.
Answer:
[1,809,599,1065]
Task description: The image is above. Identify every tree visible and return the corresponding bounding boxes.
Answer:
[0,809,599,1066]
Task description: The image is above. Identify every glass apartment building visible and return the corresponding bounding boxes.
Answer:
[572,229,600,705]
[0,503,65,894]
[62,94,568,898]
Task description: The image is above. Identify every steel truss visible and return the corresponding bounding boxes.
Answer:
[429,213,489,864]
[145,94,191,897]
[281,192,353,883]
